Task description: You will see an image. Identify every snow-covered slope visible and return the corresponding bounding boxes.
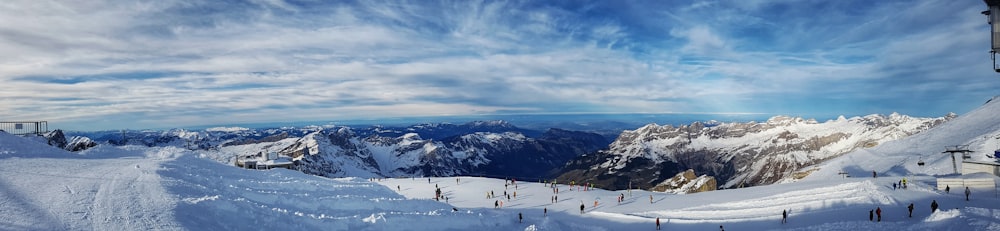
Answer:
[558,113,952,190]
[806,96,1000,180]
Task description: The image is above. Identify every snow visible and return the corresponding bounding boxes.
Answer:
[1,130,1000,230]
[805,96,1000,180]
[205,127,250,132]
[3,98,1000,230]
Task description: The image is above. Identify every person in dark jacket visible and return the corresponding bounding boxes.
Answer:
[655,217,661,230]
[908,203,914,217]
[518,212,523,223]
[580,203,585,214]
[782,209,787,224]
[965,187,971,201]
[931,200,938,213]
[869,209,874,221]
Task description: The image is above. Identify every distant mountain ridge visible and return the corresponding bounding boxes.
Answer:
[71,121,610,180]
[556,113,954,191]
[65,112,954,192]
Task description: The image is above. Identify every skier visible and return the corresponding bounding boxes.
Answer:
[782,209,787,224]
[495,200,499,209]
[902,178,907,189]
[720,225,725,231]
[519,212,523,223]
[555,195,558,203]
[650,195,654,204]
[965,187,971,201]
[656,217,661,230]
[908,203,914,218]
[869,209,874,221]
[876,207,882,222]
[397,185,401,191]
[544,207,547,217]
[580,203,585,214]
[873,170,877,178]
[514,191,517,199]
[893,182,897,190]
[945,185,950,194]
[931,200,938,213]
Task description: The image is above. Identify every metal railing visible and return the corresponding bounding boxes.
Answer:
[0,121,48,136]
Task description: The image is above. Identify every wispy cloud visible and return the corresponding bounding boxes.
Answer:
[0,0,995,130]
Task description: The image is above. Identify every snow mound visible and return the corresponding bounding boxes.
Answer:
[924,209,960,222]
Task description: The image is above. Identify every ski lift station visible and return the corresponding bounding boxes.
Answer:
[236,151,294,170]
[935,145,1000,191]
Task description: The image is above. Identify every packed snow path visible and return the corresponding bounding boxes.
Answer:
[0,153,175,230]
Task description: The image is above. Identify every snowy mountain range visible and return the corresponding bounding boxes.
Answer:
[71,121,609,180]
[556,112,955,191]
[67,112,959,193]
[4,97,1000,230]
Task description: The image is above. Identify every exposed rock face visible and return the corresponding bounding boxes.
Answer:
[285,126,607,178]
[44,130,68,149]
[43,129,97,152]
[65,136,97,152]
[557,113,953,191]
[651,169,716,194]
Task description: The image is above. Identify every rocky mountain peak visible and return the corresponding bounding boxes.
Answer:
[557,112,953,191]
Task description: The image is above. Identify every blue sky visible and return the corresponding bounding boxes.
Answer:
[1,0,997,131]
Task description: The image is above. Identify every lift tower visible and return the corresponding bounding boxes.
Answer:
[983,0,1000,72]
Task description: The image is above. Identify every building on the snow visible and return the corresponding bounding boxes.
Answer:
[937,172,997,191]
[962,159,1000,177]
[236,151,294,170]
